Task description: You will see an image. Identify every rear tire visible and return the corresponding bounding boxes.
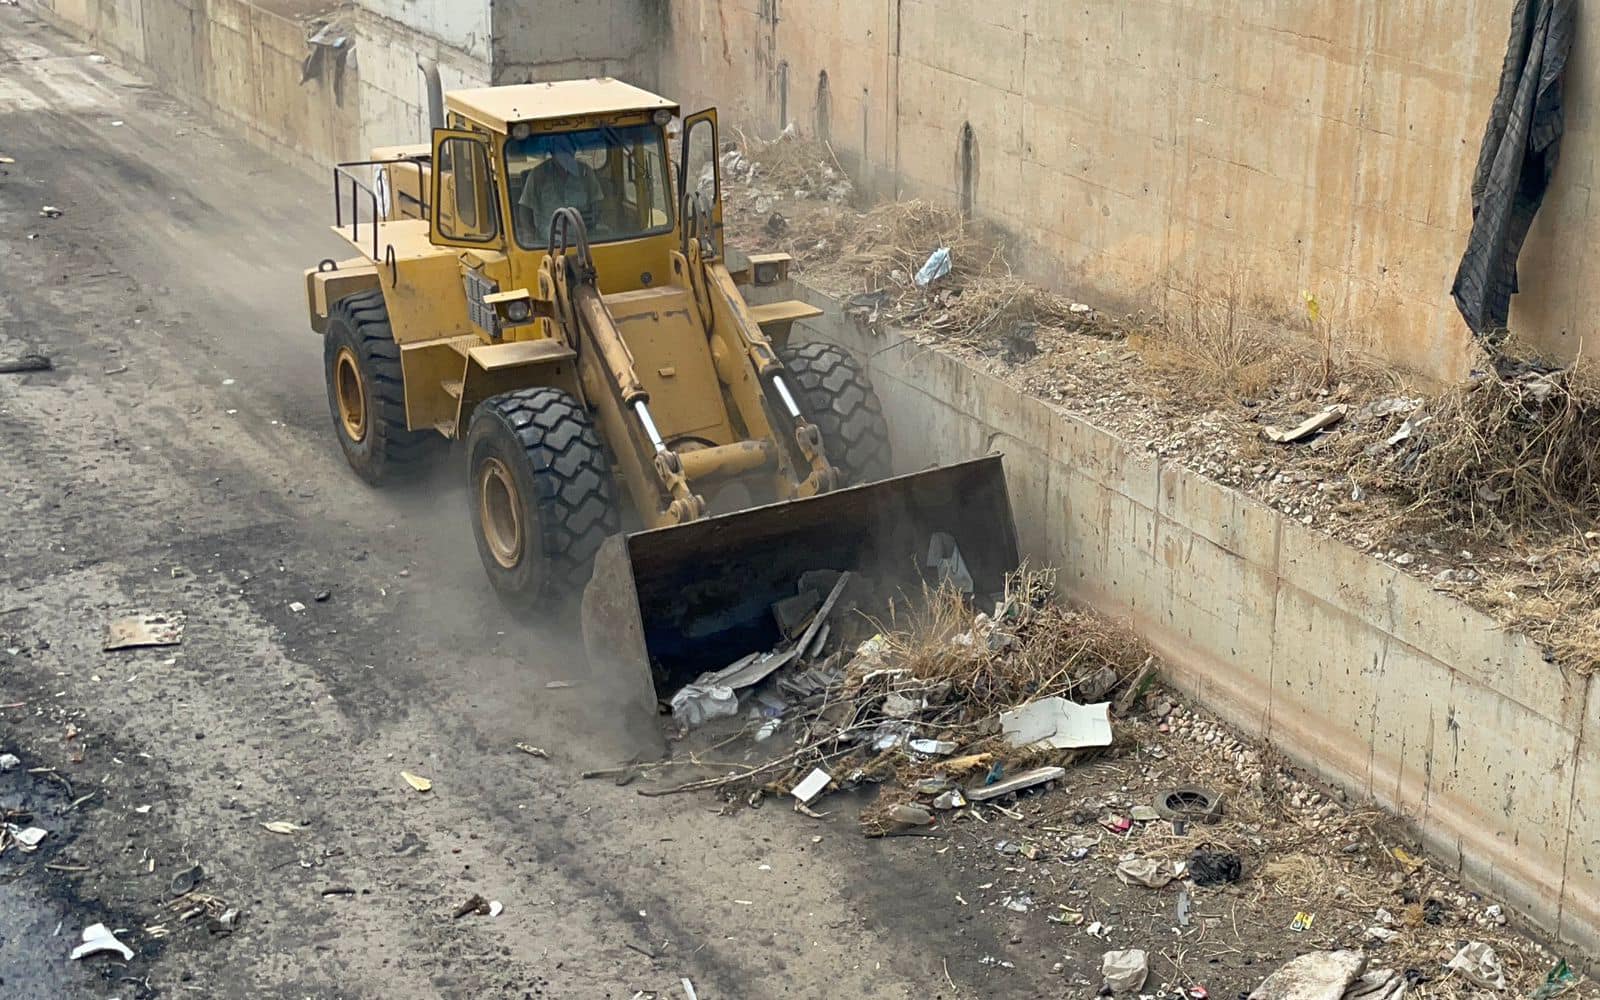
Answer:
[779,342,893,485]
[466,387,620,611]
[323,290,433,484]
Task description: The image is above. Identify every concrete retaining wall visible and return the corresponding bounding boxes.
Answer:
[772,282,1599,960]
[663,1,1600,378]
[19,0,657,172]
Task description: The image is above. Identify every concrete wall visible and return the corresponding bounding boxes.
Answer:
[490,0,659,87]
[767,279,1599,962]
[21,0,661,171]
[663,1,1600,379]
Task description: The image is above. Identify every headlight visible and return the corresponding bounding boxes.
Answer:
[504,300,532,323]
[653,109,673,126]
[511,122,532,141]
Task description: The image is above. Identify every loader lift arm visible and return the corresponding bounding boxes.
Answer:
[544,207,838,528]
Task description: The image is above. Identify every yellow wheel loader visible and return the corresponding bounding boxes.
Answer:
[304,70,1018,707]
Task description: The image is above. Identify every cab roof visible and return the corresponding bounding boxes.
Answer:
[445,79,677,132]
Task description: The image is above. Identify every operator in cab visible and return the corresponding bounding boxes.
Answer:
[514,133,605,238]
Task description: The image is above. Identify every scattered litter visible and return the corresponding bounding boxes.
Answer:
[5,824,48,850]
[669,679,738,728]
[452,894,491,919]
[0,753,18,771]
[169,863,203,898]
[790,767,831,805]
[209,908,241,936]
[1128,804,1160,822]
[320,885,356,897]
[998,697,1112,750]
[314,589,331,602]
[260,821,300,835]
[1188,848,1242,885]
[965,765,1064,802]
[1262,405,1347,444]
[103,613,184,650]
[487,900,503,918]
[39,205,63,218]
[931,788,966,810]
[0,354,53,374]
[1446,941,1506,991]
[400,771,432,793]
[681,977,699,1000]
[1290,910,1316,933]
[514,743,549,758]
[885,803,932,827]
[914,246,953,287]
[70,923,133,961]
[1102,948,1149,994]
[1175,889,1191,928]
[288,601,307,613]
[544,680,572,689]
[1115,857,1184,888]
[1155,785,1223,824]
[925,532,972,593]
[1001,893,1032,913]
[1532,959,1577,1000]
[909,738,956,755]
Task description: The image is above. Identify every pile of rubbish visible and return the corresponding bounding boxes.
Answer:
[658,563,1155,836]
[722,129,854,207]
[1348,351,1600,531]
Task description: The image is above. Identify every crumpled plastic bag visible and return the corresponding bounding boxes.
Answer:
[1102,948,1149,994]
[1447,941,1506,991]
[914,246,953,287]
[1115,857,1185,888]
[670,679,738,728]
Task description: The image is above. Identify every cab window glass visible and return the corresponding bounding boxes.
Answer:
[505,123,673,248]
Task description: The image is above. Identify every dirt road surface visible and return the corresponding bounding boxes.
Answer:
[0,13,1029,999]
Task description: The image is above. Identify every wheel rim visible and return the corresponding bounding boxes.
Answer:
[478,457,524,570]
[333,347,368,443]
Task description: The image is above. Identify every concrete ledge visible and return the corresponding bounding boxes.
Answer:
[774,280,1599,963]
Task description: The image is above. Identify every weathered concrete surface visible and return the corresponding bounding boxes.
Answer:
[20,0,662,167]
[663,1,1600,377]
[770,280,1600,960]
[491,0,659,87]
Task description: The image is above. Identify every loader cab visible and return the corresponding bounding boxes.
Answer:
[426,79,724,294]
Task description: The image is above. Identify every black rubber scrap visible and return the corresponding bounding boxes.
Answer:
[1155,785,1224,824]
[1189,848,1243,886]
[0,354,52,374]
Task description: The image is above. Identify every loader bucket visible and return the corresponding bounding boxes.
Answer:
[581,455,1020,703]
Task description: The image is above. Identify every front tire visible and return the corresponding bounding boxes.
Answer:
[466,387,620,610]
[323,290,433,484]
[779,342,893,485]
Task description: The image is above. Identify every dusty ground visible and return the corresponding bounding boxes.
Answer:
[723,136,1600,674]
[0,14,1024,998]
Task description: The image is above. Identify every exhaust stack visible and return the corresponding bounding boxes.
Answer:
[417,56,444,132]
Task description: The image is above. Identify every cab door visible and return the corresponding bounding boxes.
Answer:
[430,128,505,250]
[677,109,724,260]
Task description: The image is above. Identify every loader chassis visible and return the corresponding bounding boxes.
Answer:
[303,77,1016,701]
